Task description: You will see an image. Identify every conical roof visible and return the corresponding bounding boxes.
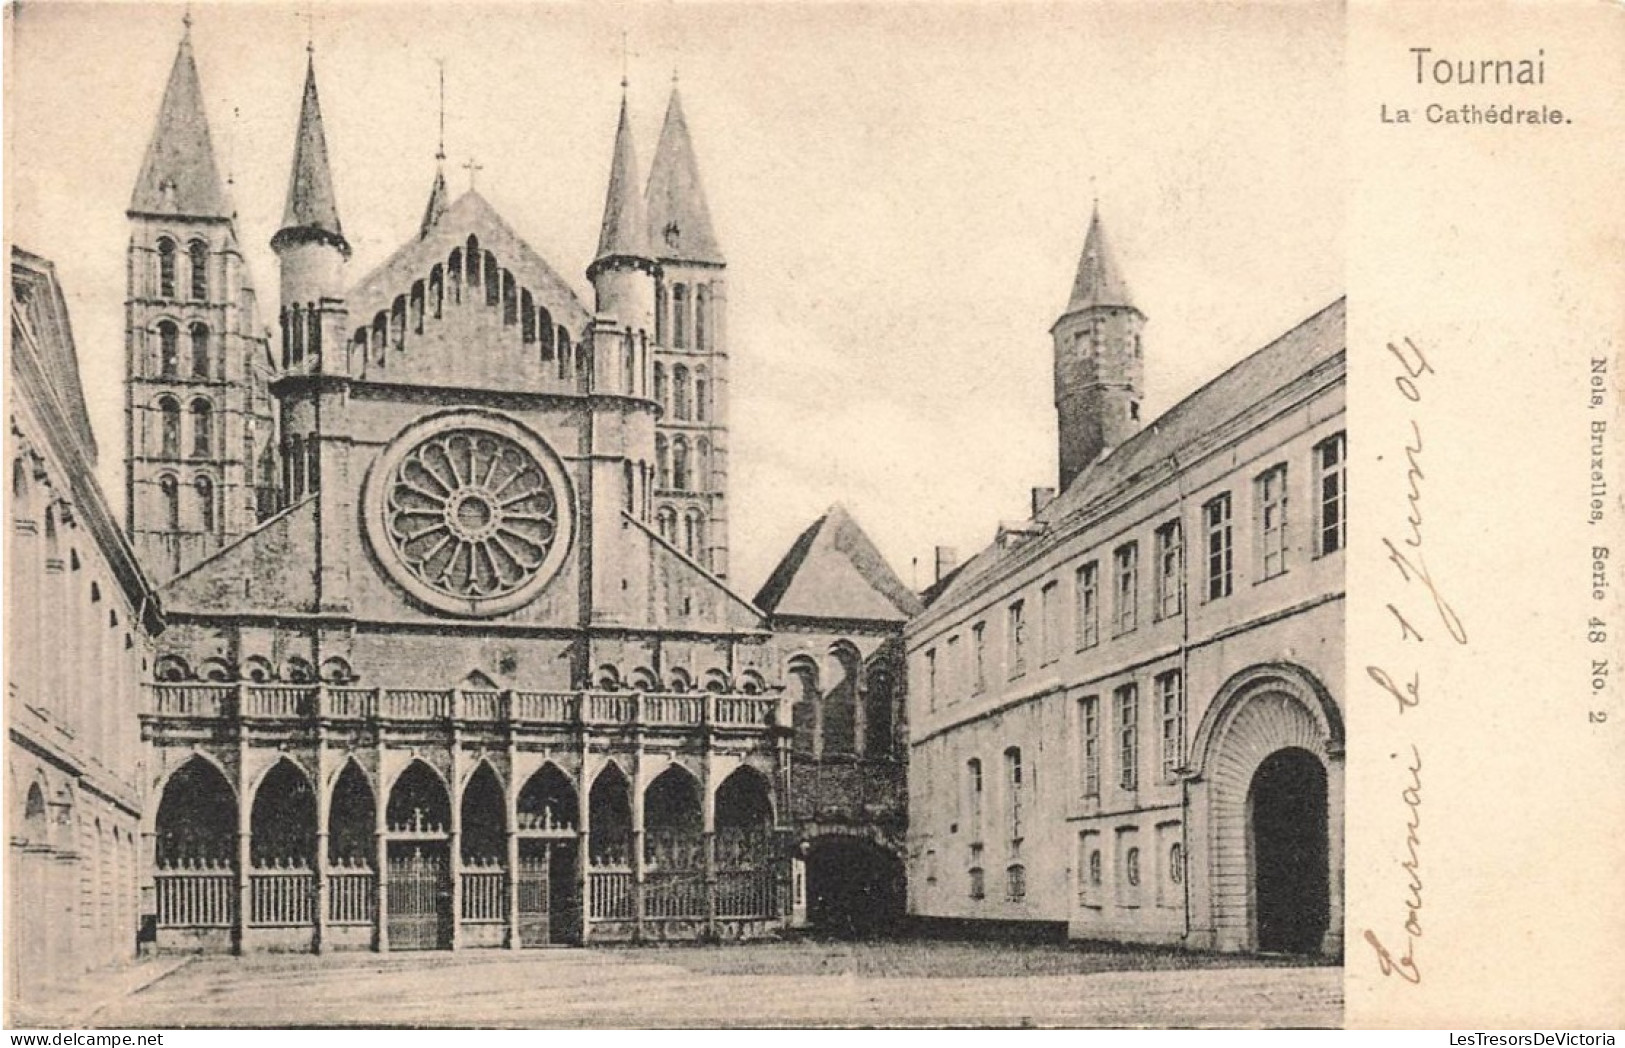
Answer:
[274,53,347,252]
[644,85,723,265]
[420,166,449,239]
[593,94,650,265]
[1065,205,1135,313]
[129,32,229,219]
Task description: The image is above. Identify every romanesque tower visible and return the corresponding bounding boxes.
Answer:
[125,18,277,583]
[645,82,731,577]
[1051,205,1144,491]
[268,48,352,610]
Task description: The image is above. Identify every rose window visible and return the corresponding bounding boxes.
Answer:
[366,412,574,616]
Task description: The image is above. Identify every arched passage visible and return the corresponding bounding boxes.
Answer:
[155,757,236,867]
[644,766,704,919]
[715,767,778,919]
[460,764,506,864]
[385,761,451,951]
[387,761,450,834]
[804,835,904,938]
[1249,748,1329,954]
[823,644,861,756]
[587,764,631,866]
[250,760,315,868]
[328,762,374,866]
[516,765,579,946]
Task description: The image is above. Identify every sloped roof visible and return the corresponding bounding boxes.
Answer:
[348,189,591,327]
[1062,206,1134,315]
[754,504,924,623]
[420,167,449,240]
[275,54,347,251]
[645,85,724,266]
[128,33,229,220]
[594,95,651,264]
[935,298,1346,608]
[10,248,98,464]
[161,498,318,614]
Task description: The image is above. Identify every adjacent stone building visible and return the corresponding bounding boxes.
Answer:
[8,248,166,1018]
[905,210,1346,956]
[125,24,911,952]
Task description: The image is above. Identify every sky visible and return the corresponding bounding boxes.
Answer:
[5,1,1343,598]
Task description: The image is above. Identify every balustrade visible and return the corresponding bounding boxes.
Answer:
[155,861,236,928]
[248,867,315,926]
[327,862,375,924]
[715,868,779,918]
[587,867,634,920]
[460,861,506,922]
[644,869,707,919]
[243,685,316,719]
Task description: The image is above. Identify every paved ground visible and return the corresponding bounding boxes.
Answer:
[90,941,1342,1028]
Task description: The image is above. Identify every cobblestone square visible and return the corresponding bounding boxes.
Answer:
[92,941,1343,1028]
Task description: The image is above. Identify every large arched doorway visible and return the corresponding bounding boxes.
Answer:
[385,761,451,950]
[249,760,317,934]
[516,764,578,946]
[1249,748,1329,954]
[805,835,904,937]
[644,766,704,920]
[153,757,238,938]
[716,768,777,920]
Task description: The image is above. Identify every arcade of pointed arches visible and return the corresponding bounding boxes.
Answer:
[147,749,784,949]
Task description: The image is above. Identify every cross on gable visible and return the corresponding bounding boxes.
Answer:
[463,157,484,191]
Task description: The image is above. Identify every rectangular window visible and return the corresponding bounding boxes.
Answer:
[1006,864,1027,902]
[966,759,984,839]
[969,844,985,900]
[1078,830,1102,908]
[1115,682,1139,792]
[1257,464,1290,579]
[1317,432,1347,556]
[1075,561,1099,649]
[925,648,938,712]
[1080,695,1101,799]
[945,635,961,705]
[1204,493,1233,600]
[1155,520,1183,620]
[1040,581,1060,665]
[972,622,987,693]
[1157,670,1185,783]
[1113,542,1138,635]
[1005,747,1024,842]
[1008,599,1027,678]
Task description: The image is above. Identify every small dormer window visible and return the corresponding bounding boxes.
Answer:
[1129,401,1141,422]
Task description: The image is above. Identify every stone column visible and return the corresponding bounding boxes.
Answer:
[577,753,592,945]
[702,737,717,941]
[448,726,464,952]
[630,708,646,942]
[506,739,521,950]
[313,729,330,954]
[373,763,389,953]
[235,726,250,955]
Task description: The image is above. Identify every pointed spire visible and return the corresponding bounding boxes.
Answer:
[1065,204,1135,313]
[593,92,651,266]
[273,51,349,255]
[420,61,449,239]
[129,25,229,219]
[645,83,723,265]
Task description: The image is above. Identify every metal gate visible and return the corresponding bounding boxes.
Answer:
[387,843,450,950]
[518,840,578,946]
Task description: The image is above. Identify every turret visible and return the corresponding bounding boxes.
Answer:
[1051,204,1144,491]
[271,48,350,376]
[588,90,656,335]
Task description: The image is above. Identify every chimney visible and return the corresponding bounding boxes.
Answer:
[934,545,959,584]
[1031,486,1057,517]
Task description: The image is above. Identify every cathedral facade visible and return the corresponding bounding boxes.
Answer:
[123,24,912,953]
[905,213,1346,956]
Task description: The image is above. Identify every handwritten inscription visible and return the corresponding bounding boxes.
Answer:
[1363,337,1470,986]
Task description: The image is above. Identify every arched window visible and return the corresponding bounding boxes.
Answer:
[672,284,689,348]
[559,329,573,380]
[624,329,637,394]
[307,303,322,359]
[673,365,691,420]
[655,435,670,489]
[622,460,635,512]
[159,474,180,530]
[656,506,677,543]
[695,284,709,350]
[788,659,819,754]
[521,289,535,343]
[282,311,292,368]
[654,363,668,411]
[538,307,555,360]
[158,397,181,458]
[188,239,208,301]
[465,237,481,287]
[291,304,306,364]
[695,438,710,492]
[695,368,709,422]
[391,295,407,349]
[484,253,500,307]
[594,665,622,692]
[429,264,445,320]
[289,435,305,500]
[447,249,464,304]
[371,313,386,366]
[157,321,180,377]
[503,272,518,325]
[672,437,690,491]
[190,323,210,378]
[865,665,895,758]
[190,399,212,456]
[195,475,215,532]
[307,436,320,493]
[683,509,704,560]
[157,238,176,298]
[823,644,861,756]
[654,281,667,344]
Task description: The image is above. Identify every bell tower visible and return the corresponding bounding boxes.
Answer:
[1051,204,1144,492]
[645,80,731,577]
[125,15,276,582]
